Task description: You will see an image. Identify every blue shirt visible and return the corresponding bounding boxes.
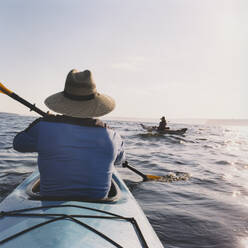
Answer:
[13,117,125,199]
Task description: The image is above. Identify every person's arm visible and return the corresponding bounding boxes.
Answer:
[114,142,125,165]
[113,132,126,165]
[13,118,40,153]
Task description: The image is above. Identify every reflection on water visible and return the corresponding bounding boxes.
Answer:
[239,237,248,248]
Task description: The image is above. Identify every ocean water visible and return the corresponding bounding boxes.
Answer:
[0,112,248,248]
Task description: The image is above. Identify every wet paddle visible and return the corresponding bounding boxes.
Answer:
[0,82,47,117]
[122,161,164,181]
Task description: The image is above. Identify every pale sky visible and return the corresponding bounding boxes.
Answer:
[0,0,247,119]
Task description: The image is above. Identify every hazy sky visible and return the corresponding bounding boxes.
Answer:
[0,0,247,119]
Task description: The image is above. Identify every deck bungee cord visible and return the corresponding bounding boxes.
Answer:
[0,204,149,248]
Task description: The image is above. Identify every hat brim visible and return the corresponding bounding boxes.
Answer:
[44,92,115,118]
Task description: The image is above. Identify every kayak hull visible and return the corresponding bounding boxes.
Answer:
[0,169,164,248]
[141,124,187,135]
[158,128,187,135]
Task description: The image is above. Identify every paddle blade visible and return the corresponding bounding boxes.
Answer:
[146,175,164,181]
[0,83,13,95]
[147,172,191,182]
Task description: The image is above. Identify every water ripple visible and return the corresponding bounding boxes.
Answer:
[0,114,248,247]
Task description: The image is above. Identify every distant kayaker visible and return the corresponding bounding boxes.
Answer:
[13,69,125,200]
[157,116,169,131]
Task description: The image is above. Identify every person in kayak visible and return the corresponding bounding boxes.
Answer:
[13,69,125,200]
[157,116,169,131]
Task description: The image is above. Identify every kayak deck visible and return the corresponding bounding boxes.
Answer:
[0,169,164,248]
[141,124,187,135]
[158,128,187,135]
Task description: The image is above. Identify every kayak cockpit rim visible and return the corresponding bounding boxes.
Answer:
[26,176,121,203]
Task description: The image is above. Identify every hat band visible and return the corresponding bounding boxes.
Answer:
[63,91,95,101]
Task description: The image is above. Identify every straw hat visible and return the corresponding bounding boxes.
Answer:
[44,69,115,118]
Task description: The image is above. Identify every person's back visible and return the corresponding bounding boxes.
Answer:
[13,69,125,200]
[14,116,124,199]
[157,116,167,131]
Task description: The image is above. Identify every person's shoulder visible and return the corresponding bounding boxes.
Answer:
[24,117,43,132]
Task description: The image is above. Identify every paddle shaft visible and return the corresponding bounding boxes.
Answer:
[0,84,47,117]
[10,92,47,117]
[122,162,148,181]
